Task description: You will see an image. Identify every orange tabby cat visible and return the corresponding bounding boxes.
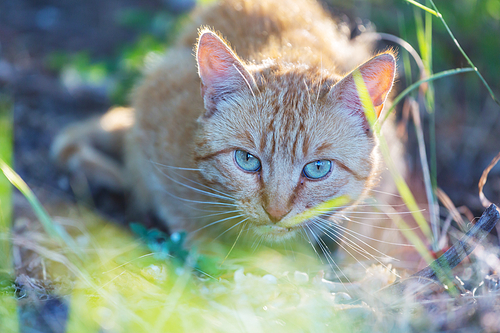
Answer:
[52,0,401,246]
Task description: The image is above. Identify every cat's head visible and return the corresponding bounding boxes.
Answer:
[193,29,396,242]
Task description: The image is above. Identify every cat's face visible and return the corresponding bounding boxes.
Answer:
[194,30,395,242]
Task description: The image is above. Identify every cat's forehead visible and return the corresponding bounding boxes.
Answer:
[236,69,362,161]
[255,64,339,97]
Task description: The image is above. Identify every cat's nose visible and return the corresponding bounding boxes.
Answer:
[264,206,290,223]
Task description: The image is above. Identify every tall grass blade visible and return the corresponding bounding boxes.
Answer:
[409,99,439,250]
[352,70,461,293]
[383,67,475,123]
[0,95,18,333]
[397,14,413,87]
[410,0,500,107]
[353,69,432,241]
[405,0,439,17]
[0,160,84,259]
[414,5,439,250]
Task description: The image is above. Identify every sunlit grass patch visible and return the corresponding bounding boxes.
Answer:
[11,202,408,333]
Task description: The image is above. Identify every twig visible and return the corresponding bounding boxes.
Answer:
[380,204,500,298]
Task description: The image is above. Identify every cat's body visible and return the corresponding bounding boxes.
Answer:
[53,0,404,247]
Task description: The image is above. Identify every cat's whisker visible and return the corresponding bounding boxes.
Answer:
[157,189,239,207]
[150,160,235,200]
[191,209,242,219]
[351,203,410,208]
[251,234,266,253]
[221,221,247,265]
[149,161,202,171]
[152,163,236,202]
[305,224,352,288]
[313,219,400,262]
[308,202,409,215]
[315,216,411,248]
[152,177,239,208]
[332,214,420,231]
[301,226,323,265]
[212,217,250,241]
[312,205,426,215]
[369,189,403,198]
[310,221,369,271]
[191,214,246,234]
[315,219,396,264]
[181,205,237,213]
[338,209,426,216]
[313,219,376,262]
[312,219,400,275]
[310,203,414,218]
[167,168,237,200]
[149,160,236,200]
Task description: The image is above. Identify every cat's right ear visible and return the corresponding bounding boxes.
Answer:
[196,30,257,117]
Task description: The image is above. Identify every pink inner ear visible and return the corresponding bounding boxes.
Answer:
[337,53,396,119]
[197,31,255,93]
[197,32,236,87]
[359,54,396,107]
[196,30,256,117]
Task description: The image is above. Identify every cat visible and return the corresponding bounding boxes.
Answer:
[52,0,404,251]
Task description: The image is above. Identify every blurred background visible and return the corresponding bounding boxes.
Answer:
[1,0,499,331]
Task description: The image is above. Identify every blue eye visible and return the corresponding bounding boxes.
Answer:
[303,160,332,179]
[235,150,261,172]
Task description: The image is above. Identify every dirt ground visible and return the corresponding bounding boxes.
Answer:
[1,0,500,332]
[0,0,183,331]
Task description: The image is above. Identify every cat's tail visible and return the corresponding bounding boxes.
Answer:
[51,106,134,191]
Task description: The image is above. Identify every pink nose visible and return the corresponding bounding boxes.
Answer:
[265,206,290,223]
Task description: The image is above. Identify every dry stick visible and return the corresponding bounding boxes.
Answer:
[413,204,499,280]
[410,98,439,250]
[380,204,500,298]
[478,151,500,209]
[436,188,467,231]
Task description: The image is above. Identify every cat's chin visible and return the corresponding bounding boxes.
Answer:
[252,224,302,242]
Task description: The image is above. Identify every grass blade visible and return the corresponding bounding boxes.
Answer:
[383,67,475,123]
[0,95,18,333]
[409,0,500,107]
[405,0,439,17]
[352,69,462,294]
[353,69,433,241]
[0,159,84,259]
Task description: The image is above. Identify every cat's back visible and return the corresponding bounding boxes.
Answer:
[132,0,373,155]
[179,0,370,69]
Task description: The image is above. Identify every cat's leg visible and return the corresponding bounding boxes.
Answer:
[51,107,134,191]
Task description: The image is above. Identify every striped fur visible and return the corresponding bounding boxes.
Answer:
[122,0,398,242]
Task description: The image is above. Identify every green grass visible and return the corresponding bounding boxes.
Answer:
[0,95,18,333]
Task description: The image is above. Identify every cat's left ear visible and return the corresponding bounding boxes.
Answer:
[332,52,396,127]
[196,30,257,117]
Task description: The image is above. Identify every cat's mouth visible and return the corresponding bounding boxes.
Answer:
[275,195,351,229]
[253,224,303,240]
[250,195,352,240]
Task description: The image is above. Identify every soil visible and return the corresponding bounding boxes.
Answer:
[0,0,186,331]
